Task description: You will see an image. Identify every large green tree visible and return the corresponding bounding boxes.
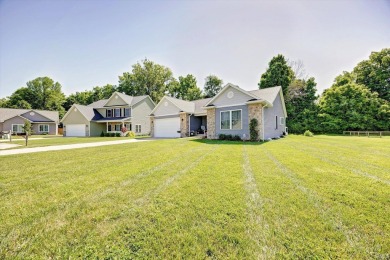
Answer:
[285,77,319,133]
[204,75,223,98]
[168,74,203,101]
[353,48,390,102]
[117,59,174,103]
[259,54,294,95]
[26,77,65,115]
[318,83,389,132]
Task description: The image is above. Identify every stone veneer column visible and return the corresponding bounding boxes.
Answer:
[248,104,263,141]
[180,113,189,138]
[149,117,154,137]
[206,108,216,139]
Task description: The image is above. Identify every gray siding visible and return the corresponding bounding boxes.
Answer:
[90,122,106,136]
[0,122,3,132]
[154,99,181,116]
[32,123,57,135]
[212,86,253,107]
[131,98,155,135]
[3,117,27,133]
[215,105,249,139]
[264,92,286,139]
[105,95,128,106]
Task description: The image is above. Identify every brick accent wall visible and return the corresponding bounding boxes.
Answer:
[180,113,189,138]
[248,103,263,141]
[150,117,154,137]
[206,108,216,139]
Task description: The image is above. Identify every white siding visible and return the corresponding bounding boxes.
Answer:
[131,98,155,135]
[105,94,128,106]
[154,99,181,116]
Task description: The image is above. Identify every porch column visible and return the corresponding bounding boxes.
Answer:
[106,122,108,132]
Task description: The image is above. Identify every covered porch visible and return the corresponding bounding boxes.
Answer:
[189,114,207,136]
[94,117,132,133]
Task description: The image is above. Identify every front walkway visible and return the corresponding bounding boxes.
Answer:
[0,139,150,156]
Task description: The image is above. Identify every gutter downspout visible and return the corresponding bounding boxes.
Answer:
[262,105,265,141]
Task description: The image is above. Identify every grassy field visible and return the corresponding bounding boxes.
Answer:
[0,135,389,259]
[2,136,142,150]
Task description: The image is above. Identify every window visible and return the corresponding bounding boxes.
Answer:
[115,124,121,131]
[220,110,242,130]
[135,124,141,133]
[124,123,131,131]
[39,124,49,132]
[12,124,24,133]
[124,108,130,117]
[108,125,112,131]
[106,109,112,117]
[114,108,121,117]
[280,117,285,125]
[276,116,278,129]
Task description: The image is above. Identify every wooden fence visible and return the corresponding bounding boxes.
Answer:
[343,131,390,138]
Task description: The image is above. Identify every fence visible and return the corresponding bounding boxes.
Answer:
[343,131,390,138]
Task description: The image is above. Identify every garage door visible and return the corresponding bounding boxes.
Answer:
[154,117,180,138]
[66,124,86,137]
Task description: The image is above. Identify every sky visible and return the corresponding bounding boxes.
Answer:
[0,0,389,99]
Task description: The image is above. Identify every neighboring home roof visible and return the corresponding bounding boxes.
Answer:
[74,104,103,121]
[88,99,108,108]
[102,92,152,107]
[0,108,59,123]
[248,86,282,104]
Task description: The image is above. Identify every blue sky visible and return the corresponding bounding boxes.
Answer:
[0,0,389,98]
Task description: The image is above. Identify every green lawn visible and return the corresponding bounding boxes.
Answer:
[3,137,139,149]
[0,135,389,258]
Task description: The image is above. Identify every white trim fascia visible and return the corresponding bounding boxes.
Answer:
[149,96,183,116]
[212,103,247,109]
[103,92,130,107]
[279,88,288,117]
[245,100,272,107]
[219,109,243,131]
[204,83,259,107]
[194,113,206,116]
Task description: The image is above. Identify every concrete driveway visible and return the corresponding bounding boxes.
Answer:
[0,139,150,156]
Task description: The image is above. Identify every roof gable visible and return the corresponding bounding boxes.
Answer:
[205,83,258,107]
[104,92,130,107]
[0,108,58,123]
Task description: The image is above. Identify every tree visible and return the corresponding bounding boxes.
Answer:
[168,74,203,101]
[288,60,307,80]
[259,54,294,95]
[204,75,223,98]
[353,48,390,102]
[63,91,94,111]
[285,77,319,133]
[91,84,116,101]
[22,120,33,146]
[4,87,34,108]
[117,59,174,103]
[318,83,389,133]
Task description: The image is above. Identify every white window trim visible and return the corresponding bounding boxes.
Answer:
[114,108,121,117]
[135,124,141,133]
[124,108,130,117]
[12,124,24,133]
[280,117,285,125]
[38,124,49,132]
[220,109,242,130]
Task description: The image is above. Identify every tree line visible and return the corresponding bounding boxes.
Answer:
[1,48,389,133]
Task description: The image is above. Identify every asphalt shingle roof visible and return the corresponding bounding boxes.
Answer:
[248,86,281,104]
[0,108,59,122]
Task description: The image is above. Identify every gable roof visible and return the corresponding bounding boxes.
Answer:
[101,92,151,107]
[150,96,213,116]
[248,86,282,104]
[0,108,59,123]
[60,104,103,123]
[193,98,212,114]
[88,99,108,108]
[204,83,261,107]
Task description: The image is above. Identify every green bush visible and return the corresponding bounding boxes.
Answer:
[100,131,104,137]
[249,118,259,141]
[304,130,314,137]
[232,135,241,141]
[126,131,135,138]
[104,132,110,137]
[219,134,226,140]
[115,132,121,137]
[110,133,115,137]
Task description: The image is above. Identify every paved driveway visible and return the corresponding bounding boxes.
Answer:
[0,139,150,156]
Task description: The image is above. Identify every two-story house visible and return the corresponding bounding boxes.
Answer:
[61,92,155,137]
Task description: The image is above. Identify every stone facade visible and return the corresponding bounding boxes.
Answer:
[150,117,154,137]
[206,108,216,139]
[248,103,263,141]
[180,113,189,138]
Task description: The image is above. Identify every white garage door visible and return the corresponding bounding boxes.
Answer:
[154,117,180,138]
[66,124,86,137]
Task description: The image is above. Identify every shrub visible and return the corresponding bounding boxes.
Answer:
[219,134,226,140]
[304,130,314,137]
[126,131,135,138]
[100,131,104,137]
[249,118,259,141]
[225,134,233,141]
[110,133,115,137]
[115,132,121,137]
[232,135,241,141]
[104,132,110,137]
